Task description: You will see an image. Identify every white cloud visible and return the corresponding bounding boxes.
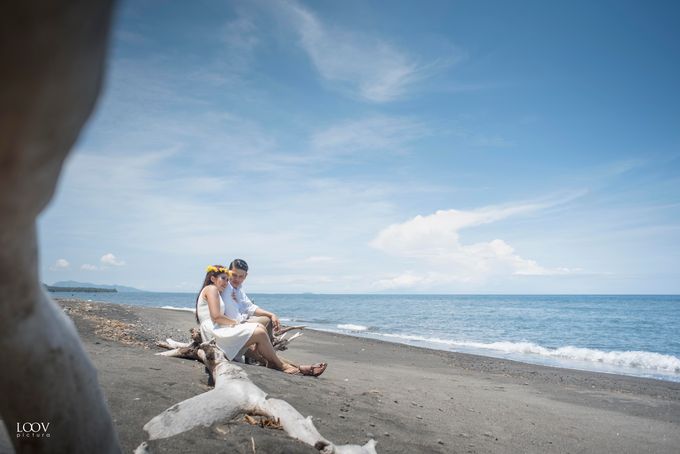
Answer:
[81,264,98,271]
[372,272,434,290]
[251,273,335,287]
[50,259,70,270]
[101,253,126,267]
[55,259,70,269]
[372,271,474,291]
[370,202,545,256]
[279,1,446,102]
[304,256,335,263]
[311,116,427,155]
[223,15,259,54]
[56,145,400,251]
[370,199,578,288]
[196,14,261,85]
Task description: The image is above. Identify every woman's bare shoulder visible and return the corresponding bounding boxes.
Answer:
[203,285,219,298]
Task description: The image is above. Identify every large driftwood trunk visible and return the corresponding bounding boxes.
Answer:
[0,1,119,453]
[150,330,377,454]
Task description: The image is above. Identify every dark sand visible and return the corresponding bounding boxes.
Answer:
[2,298,679,453]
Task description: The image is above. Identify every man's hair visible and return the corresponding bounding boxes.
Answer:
[229,258,248,272]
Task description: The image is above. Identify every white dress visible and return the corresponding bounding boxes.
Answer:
[196,292,257,361]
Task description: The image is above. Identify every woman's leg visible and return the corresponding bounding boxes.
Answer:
[245,326,297,373]
[247,315,273,340]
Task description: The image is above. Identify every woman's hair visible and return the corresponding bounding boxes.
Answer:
[195,265,229,323]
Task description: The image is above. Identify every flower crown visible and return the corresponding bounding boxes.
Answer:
[205,265,231,275]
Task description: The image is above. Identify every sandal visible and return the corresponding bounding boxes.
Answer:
[298,362,327,377]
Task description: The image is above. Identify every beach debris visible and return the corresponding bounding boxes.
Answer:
[272,326,306,351]
[151,330,377,454]
[64,302,148,347]
[275,324,307,336]
[244,413,283,430]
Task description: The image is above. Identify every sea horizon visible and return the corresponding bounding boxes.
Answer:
[50,287,680,296]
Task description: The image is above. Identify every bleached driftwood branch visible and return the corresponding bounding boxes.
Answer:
[144,329,377,454]
[0,2,119,453]
[272,326,306,352]
[276,325,307,336]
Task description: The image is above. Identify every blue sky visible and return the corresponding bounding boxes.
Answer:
[38,0,680,293]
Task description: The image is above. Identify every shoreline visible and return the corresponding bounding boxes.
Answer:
[79,295,680,384]
[3,298,678,453]
[159,303,680,385]
[47,291,680,385]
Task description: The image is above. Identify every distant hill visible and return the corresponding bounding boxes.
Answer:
[51,281,146,293]
[45,284,117,293]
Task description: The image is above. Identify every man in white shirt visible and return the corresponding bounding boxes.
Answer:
[223,258,280,340]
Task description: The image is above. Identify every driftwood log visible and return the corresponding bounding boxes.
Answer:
[144,328,377,454]
[0,1,120,453]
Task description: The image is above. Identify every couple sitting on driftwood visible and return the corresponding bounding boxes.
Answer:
[195,258,327,377]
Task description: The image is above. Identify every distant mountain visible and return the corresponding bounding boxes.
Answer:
[45,284,117,293]
[51,280,146,293]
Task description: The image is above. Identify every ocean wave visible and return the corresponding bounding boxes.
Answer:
[380,334,680,374]
[337,323,369,332]
[159,305,195,313]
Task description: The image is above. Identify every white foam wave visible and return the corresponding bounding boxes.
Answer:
[461,341,680,374]
[159,305,195,313]
[337,324,369,332]
[380,334,680,374]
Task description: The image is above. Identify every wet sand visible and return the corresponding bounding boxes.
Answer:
[2,298,679,453]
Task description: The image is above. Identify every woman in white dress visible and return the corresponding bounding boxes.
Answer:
[195,265,327,376]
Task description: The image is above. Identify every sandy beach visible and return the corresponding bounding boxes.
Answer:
[2,298,679,453]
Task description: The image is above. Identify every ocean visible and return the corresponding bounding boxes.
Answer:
[52,292,680,383]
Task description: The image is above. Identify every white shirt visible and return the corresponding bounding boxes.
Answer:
[221,281,258,322]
